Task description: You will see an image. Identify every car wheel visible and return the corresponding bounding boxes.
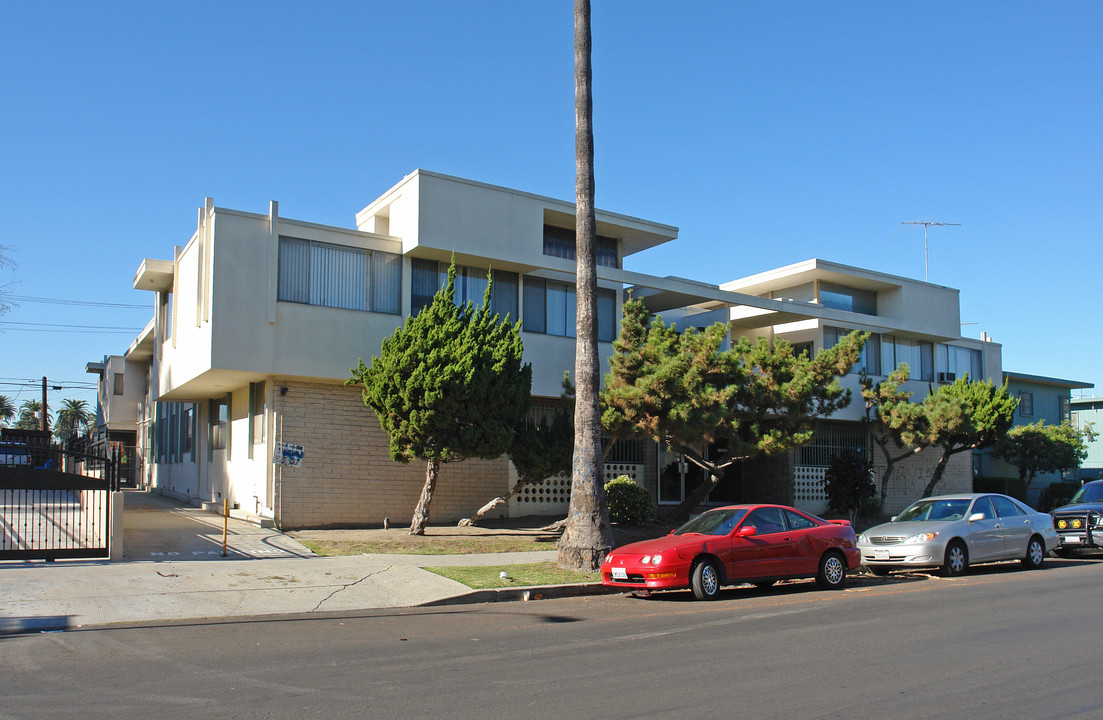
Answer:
[942,540,969,577]
[754,580,776,589]
[1021,535,1046,570]
[866,566,892,577]
[816,552,847,590]
[691,560,721,600]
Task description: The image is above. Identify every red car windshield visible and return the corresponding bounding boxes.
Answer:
[673,508,748,536]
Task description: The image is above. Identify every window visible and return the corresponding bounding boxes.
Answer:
[991,495,1025,518]
[744,507,786,535]
[542,224,619,268]
[112,373,125,396]
[818,282,877,315]
[936,344,982,381]
[1019,391,1034,417]
[522,277,616,342]
[182,405,194,457]
[971,495,995,520]
[250,381,266,458]
[1060,396,1071,422]
[410,259,518,320]
[824,326,880,375]
[880,335,934,381]
[277,237,401,314]
[210,396,229,452]
[785,509,816,530]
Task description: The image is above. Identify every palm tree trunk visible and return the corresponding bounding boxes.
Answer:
[558,0,614,572]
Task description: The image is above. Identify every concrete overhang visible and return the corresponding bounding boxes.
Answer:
[124,320,155,362]
[720,258,934,295]
[84,361,105,376]
[133,258,174,292]
[1003,371,1094,390]
[613,268,956,337]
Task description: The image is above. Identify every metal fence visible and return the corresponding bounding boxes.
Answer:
[0,444,116,561]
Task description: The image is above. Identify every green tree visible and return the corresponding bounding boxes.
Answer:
[558,0,615,572]
[917,375,1018,497]
[824,449,876,524]
[460,400,573,527]
[0,394,15,427]
[348,260,531,536]
[602,298,867,523]
[860,365,929,514]
[995,420,1097,489]
[16,399,50,431]
[56,398,92,443]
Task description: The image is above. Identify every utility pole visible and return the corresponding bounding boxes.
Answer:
[41,376,47,432]
[901,220,960,282]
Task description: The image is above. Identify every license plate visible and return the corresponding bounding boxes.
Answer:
[873,549,890,560]
[611,567,627,580]
[1061,535,1084,546]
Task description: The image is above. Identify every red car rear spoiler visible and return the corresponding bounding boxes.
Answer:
[827,519,852,526]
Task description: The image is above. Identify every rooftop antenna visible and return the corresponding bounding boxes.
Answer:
[901,220,960,282]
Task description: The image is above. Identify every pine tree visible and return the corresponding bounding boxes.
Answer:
[348,260,531,535]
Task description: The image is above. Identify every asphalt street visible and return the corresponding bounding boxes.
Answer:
[3,555,1102,719]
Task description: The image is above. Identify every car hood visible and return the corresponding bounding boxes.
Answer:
[861,520,954,539]
[610,533,711,557]
[1052,502,1103,515]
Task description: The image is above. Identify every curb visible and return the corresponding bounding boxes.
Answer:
[421,582,621,606]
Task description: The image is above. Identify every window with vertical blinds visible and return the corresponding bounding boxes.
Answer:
[277,237,401,314]
[410,258,519,321]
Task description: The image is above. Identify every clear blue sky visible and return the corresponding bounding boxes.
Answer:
[2,1,1100,412]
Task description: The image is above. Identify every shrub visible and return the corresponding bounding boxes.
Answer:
[604,475,653,526]
[824,449,876,524]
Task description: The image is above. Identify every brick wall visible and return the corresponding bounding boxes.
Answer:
[874,444,973,515]
[272,381,510,529]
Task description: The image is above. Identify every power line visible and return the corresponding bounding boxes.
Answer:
[2,321,144,330]
[7,294,148,309]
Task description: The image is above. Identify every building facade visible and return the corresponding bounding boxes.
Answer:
[92,170,1010,527]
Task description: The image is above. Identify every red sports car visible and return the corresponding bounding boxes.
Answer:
[601,504,861,600]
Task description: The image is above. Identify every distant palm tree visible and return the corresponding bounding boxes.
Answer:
[0,394,14,427]
[56,399,91,442]
[16,399,50,431]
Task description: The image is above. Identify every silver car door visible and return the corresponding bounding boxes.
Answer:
[991,495,1031,558]
[966,496,1002,561]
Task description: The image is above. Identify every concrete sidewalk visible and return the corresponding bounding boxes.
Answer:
[0,491,608,635]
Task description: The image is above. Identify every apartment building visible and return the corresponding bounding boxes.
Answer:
[91,170,1004,527]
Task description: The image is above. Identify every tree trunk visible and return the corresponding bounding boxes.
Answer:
[409,457,439,535]
[458,481,529,527]
[558,0,614,572]
[923,450,952,498]
[667,444,725,524]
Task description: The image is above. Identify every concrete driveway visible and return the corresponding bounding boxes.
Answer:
[120,490,315,561]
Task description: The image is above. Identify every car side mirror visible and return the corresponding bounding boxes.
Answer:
[736,525,756,538]
[968,512,985,522]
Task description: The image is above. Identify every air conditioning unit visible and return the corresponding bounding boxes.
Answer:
[937,372,956,383]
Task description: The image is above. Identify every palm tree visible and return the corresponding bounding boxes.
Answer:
[0,394,14,427]
[16,399,50,431]
[56,399,92,442]
[557,0,615,572]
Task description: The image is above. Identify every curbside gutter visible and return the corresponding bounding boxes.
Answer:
[421,582,621,606]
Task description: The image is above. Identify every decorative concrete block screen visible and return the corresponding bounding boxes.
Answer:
[506,463,645,517]
[793,465,828,515]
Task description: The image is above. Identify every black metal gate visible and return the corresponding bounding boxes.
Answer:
[0,446,116,561]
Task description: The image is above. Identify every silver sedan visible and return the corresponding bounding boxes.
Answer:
[857,493,1058,576]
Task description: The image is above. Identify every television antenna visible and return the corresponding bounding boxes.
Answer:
[901,220,960,282]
